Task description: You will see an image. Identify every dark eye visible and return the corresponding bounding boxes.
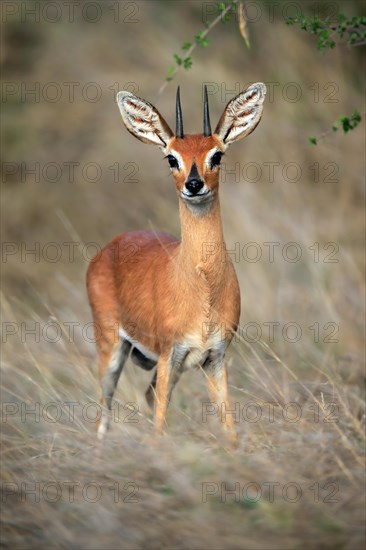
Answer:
[210,151,223,169]
[167,155,179,170]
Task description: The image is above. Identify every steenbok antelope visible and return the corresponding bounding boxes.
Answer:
[87,83,266,443]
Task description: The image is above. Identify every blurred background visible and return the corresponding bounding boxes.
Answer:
[1,1,365,548]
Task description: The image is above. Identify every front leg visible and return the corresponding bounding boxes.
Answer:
[154,346,187,433]
[154,356,170,434]
[205,359,238,448]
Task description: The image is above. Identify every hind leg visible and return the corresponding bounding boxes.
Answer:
[145,370,157,410]
[97,333,131,439]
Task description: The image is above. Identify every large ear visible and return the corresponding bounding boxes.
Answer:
[214,83,266,146]
[117,91,174,146]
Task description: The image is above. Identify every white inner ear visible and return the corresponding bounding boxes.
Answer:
[117,91,173,146]
[215,83,266,145]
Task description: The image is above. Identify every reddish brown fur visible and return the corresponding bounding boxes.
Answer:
[87,134,240,443]
[87,84,266,443]
[167,134,224,195]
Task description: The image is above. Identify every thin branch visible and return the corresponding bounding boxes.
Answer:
[310,110,365,145]
[158,1,239,95]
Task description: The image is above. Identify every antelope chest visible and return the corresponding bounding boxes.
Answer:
[170,265,239,369]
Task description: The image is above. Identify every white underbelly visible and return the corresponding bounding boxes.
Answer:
[181,332,226,368]
[119,327,159,362]
[182,347,209,369]
[119,327,225,369]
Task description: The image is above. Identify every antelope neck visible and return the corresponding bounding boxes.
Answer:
[177,196,226,276]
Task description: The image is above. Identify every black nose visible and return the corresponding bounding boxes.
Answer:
[185,179,204,195]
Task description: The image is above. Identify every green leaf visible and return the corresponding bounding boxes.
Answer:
[286,11,366,50]
[337,110,362,133]
[308,136,317,145]
[351,109,361,124]
[195,30,209,47]
[182,42,192,51]
[183,56,193,70]
[165,66,176,81]
[341,117,351,132]
[309,18,321,33]
[173,54,182,66]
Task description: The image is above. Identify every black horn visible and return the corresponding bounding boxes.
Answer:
[203,85,212,137]
[175,86,184,138]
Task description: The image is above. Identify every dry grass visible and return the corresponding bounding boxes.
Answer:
[1,1,365,548]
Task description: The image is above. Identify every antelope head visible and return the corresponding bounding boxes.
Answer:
[117,83,266,214]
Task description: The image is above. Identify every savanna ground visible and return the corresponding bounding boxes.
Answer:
[1,1,365,548]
